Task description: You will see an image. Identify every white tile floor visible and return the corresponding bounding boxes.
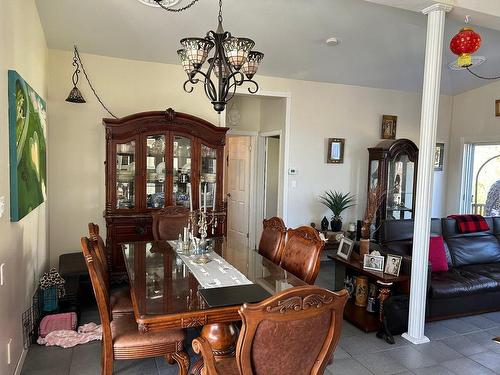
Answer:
[21,261,500,375]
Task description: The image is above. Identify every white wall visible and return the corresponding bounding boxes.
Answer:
[447,80,500,214]
[0,1,48,373]
[47,49,452,264]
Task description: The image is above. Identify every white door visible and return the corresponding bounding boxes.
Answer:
[226,136,251,247]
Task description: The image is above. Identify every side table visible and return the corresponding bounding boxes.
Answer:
[329,254,410,332]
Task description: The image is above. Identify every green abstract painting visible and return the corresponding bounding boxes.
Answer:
[8,70,47,222]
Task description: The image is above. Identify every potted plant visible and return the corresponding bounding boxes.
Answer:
[360,185,385,256]
[319,190,356,231]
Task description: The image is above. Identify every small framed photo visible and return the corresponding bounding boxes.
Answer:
[384,254,403,276]
[327,138,345,164]
[337,237,354,260]
[381,115,397,140]
[434,143,444,171]
[496,100,500,117]
[363,254,385,272]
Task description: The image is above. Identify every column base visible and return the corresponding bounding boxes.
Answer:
[402,332,430,345]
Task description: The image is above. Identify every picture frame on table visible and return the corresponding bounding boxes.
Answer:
[384,254,403,276]
[337,237,354,260]
[381,115,397,140]
[327,138,345,164]
[363,254,385,272]
[434,143,444,171]
[496,100,500,117]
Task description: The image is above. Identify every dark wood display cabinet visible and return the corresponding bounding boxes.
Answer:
[367,139,418,240]
[103,109,229,274]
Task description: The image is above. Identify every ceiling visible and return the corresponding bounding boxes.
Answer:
[35,0,500,95]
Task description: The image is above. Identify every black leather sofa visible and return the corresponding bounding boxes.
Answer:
[380,217,500,320]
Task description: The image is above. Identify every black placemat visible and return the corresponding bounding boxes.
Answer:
[199,284,272,308]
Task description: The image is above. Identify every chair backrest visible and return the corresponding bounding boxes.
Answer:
[80,237,113,349]
[88,223,109,282]
[279,226,324,284]
[236,286,348,375]
[152,206,190,240]
[258,217,287,264]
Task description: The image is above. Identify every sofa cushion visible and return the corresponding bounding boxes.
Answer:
[429,236,448,272]
[461,263,500,282]
[381,218,441,243]
[430,269,500,299]
[445,235,500,267]
[382,240,413,257]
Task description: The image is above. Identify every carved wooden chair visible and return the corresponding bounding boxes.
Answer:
[192,286,348,375]
[152,206,190,240]
[88,223,133,318]
[81,237,190,375]
[257,217,287,264]
[279,226,324,284]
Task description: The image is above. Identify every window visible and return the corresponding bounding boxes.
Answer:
[461,143,500,215]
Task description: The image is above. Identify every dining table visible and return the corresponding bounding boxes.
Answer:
[121,237,306,371]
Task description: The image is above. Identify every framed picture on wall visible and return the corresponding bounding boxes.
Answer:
[434,143,444,171]
[381,115,397,140]
[496,100,500,117]
[327,138,345,164]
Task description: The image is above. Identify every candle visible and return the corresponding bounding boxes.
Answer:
[203,184,207,213]
[348,222,356,232]
[212,183,216,210]
[188,183,193,211]
[199,183,202,212]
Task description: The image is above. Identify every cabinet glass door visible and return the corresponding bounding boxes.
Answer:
[369,159,380,189]
[116,140,136,209]
[386,154,414,220]
[201,145,217,210]
[173,136,192,208]
[146,135,166,209]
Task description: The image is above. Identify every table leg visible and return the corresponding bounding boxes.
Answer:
[191,322,239,375]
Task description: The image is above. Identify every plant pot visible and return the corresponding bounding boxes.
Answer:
[331,217,342,232]
[359,238,370,258]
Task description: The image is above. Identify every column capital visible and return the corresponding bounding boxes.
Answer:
[422,3,453,15]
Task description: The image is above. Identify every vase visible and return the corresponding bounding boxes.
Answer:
[359,238,370,258]
[355,276,369,307]
[360,221,371,239]
[331,217,342,232]
[321,216,329,231]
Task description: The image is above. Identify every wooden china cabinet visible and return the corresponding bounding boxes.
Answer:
[367,139,418,240]
[103,109,229,274]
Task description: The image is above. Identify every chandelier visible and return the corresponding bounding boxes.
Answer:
[176,0,264,113]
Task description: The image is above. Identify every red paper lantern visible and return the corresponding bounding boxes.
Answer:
[450,27,482,67]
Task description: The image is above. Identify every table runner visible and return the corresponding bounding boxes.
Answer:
[168,241,253,289]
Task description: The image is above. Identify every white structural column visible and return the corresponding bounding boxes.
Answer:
[402,3,452,345]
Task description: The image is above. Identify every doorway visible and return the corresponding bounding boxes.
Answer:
[222,92,290,249]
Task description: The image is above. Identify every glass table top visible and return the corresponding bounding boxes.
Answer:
[122,238,306,318]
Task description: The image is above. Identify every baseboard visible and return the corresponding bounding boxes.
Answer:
[14,348,27,375]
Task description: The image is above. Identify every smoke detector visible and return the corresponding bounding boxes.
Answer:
[326,37,340,46]
[136,0,181,7]
[449,56,486,71]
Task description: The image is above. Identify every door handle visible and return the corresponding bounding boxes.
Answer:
[227,193,231,198]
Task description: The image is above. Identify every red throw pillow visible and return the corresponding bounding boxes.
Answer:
[429,236,448,272]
